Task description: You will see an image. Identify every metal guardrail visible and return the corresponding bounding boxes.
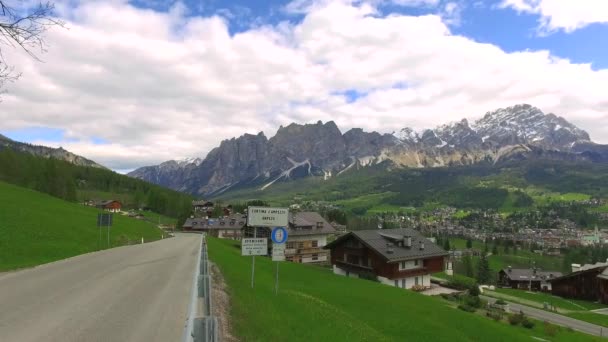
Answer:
[183,234,220,342]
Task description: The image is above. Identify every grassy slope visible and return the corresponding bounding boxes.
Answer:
[491,288,607,311]
[0,181,165,271]
[450,238,564,275]
[207,238,597,341]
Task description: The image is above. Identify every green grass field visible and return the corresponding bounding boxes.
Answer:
[490,288,607,311]
[207,237,597,341]
[0,181,166,271]
[566,312,608,328]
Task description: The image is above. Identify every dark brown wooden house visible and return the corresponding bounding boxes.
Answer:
[324,228,448,289]
[549,263,608,304]
[95,200,122,212]
[498,267,562,291]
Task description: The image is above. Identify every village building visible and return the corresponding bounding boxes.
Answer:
[549,261,608,304]
[90,200,122,212]
[182,214,246,240]
[192,200,214,217]
[324,228,448,290]
[498,267,562,291]
[284,212,336,264]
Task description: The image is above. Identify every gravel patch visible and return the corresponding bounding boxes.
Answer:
[211,262,239,342]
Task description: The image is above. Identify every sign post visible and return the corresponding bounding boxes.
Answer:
[97,213,113,249]
[245,207,289,290]
[271,227,288,295]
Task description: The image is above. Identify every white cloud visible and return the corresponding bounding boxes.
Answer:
[1,0,607,170]
[501,0,608,33]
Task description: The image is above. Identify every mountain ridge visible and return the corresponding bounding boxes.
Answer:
[128,104,608,196]
[0,137,106,169]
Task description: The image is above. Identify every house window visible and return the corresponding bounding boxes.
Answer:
[298,242,304,249]
[312,254,318,261]
[394,280,398,287]
[401,279,406,288]
[312,240,318,248]
[415,277,419,286]
[287,241,295,249]
[316,222,323,228]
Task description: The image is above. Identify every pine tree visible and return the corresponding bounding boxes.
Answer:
[466,239,473,249]
[477,253,491,284]
[443,238,451,251]
[492,243,498,255]
[462,254,474,278]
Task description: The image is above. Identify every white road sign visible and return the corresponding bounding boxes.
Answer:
[247,207,289,227]
[241,238,268,256]
[272,243,286,261]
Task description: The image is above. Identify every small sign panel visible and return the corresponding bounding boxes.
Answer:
[271,227,288,244]
[247,207,289,227]
[241,238,268,256]
[97,213,113,227]
[272,243,286,261]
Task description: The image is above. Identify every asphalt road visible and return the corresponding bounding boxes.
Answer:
[0,233,201,342]
[482,295,608,338]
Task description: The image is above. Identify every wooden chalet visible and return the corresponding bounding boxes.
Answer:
[182,214,246,240]
[324,228,448,290]
[241,211,337,264]
[93,200,122,212]
[498,267,562,291]
[192,200,214,217]
[549,262,608,304]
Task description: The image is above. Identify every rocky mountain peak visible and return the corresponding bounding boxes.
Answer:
[473,103,590,148]
[128,104,604,196]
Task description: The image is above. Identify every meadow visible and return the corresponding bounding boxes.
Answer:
[207,237,597,341]
[0,181,166,271]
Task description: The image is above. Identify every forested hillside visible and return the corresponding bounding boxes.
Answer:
[216,159,608,221]
[0,149,193,221]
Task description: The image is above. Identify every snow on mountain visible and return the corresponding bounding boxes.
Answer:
[129,104,603,196]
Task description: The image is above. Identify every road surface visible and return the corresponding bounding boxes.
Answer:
[482,295,608,338]
[0,233,201,342]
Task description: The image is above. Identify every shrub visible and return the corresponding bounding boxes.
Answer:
[544,321,558,337]
[465,295,482,308]
[469,284,481,297]
[522,319,535,329]
[509,313,524,326]
[495,299,507,305]
[411,284,426,292]
[486,310,503,321]
[458,304,476,313]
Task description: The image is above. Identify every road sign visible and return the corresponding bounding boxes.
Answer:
[272,243,286,261]
[271,227,288,244]
[97,213,113,227]
[247,207,289,227]
[241,238,268,256]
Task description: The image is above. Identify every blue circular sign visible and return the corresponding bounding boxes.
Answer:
[271,227,288,244]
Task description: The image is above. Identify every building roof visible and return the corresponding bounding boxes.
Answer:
[288,212,336,236]
[192,200,213,207]
[183,214,246,230]
[500,268,562,282]
[325,228,448,263]
[548,262,608,283]
[93,200,121,207]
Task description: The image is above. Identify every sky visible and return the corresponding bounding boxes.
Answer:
[1,0,607,173]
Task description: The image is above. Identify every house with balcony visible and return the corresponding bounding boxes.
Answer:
[182,214,246,240]
[283,212,336,264]
[324,228,448,290]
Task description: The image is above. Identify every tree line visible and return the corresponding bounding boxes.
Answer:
[0,149,193,220]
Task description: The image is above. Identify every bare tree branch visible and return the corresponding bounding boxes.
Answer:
[0,1,65,95]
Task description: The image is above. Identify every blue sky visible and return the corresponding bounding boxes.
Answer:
[2,0,607,170]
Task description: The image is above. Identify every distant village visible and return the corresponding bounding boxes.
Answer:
[83,197,608,305]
